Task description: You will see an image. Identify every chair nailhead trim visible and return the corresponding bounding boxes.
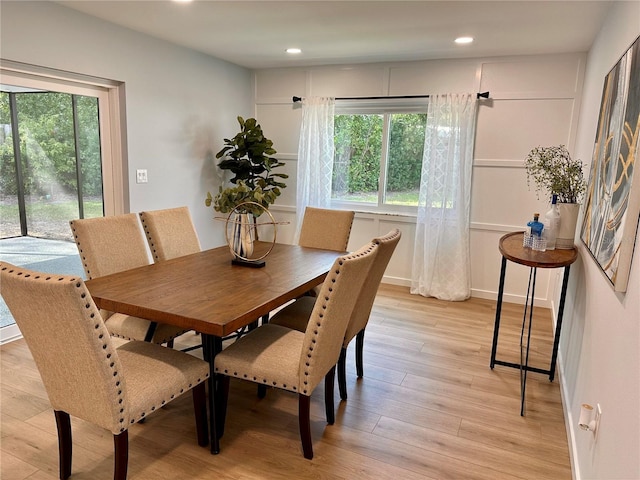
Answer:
[299,241,377,394]
[65,278,129,431]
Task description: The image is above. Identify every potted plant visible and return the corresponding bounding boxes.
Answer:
[206,116,287,259]
[524,144,586,248]
[205,116,287,215]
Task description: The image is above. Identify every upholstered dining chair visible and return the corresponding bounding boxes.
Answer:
[298,206,355,252]
[138,206,203,350]
[270,228,401,400]
[70,214,188,345]
[139,206,201,262]
[297,206,355,298]
[214,240,379,459]
[0,262,210,480]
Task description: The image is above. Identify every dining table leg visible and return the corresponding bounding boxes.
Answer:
[202,333,222,454]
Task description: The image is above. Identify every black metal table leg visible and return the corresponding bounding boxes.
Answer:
[520,267,537,416]
[202,334,222,454]
[490,256,508,369]
[549,265,571,381]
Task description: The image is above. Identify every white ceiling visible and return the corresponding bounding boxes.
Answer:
[57,1,613,69]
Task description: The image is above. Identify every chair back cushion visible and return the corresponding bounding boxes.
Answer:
[343,228,402,345]
[70,213,150,279]
[139,206,201,261]
[298,207,355,252]
[0,262,130,434]
[299,241,378,394]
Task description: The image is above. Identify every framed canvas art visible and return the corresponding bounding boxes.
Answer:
[581,35,640,293]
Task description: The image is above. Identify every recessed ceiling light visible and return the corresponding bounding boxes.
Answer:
[286,48,302,54]
[455,37,474,45]
[173,0,193,3]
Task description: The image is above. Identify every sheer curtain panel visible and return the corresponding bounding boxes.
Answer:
[295,97,335,240]
[411,93,478,301]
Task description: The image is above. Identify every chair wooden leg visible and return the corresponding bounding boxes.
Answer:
[337,347,348,400]
[54,410,72,480]
[113,430,128,480]
[216,375,230,440]
[355,329,365,378]
[298,394,313,460]
[257,384,267,398]
[192,382,209,447]
[325,366,336,424]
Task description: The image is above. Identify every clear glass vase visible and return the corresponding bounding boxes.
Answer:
[231,212,255,259]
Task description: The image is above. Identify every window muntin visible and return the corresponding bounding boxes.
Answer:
[333,113,382,204]
[386,113,426,205]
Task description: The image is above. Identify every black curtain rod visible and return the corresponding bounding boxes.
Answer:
[292,92,489,103]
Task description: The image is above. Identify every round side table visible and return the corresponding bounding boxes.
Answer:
[489,231,578,415]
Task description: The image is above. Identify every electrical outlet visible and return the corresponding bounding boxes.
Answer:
[136,169,148,184]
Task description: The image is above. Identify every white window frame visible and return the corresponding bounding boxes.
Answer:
[0,60,128,216]
[332,98,428,215]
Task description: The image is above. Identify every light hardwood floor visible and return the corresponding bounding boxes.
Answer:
[1,284,571,480]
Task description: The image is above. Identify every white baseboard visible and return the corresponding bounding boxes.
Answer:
[0,323,23,345]
[380,275,411,287]
[548,293,579,480]
[471,288,552,308]
[558,349,580,480]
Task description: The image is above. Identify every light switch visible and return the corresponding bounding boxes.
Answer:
[136,169,148,184]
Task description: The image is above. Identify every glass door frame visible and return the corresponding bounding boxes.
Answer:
[0,60,128,343]
[0,59,129,217]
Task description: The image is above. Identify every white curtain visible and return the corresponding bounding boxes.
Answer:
[295,97,335,240]
[411,93,478,301]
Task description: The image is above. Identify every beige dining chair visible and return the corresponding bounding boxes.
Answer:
[214,240,379,459]
[139,206,201,262]
[270,228,401,400]
[297,206,355,298]
[139,206,203,350]
[0,262,210,480]
[70,214,188,345]
[298,206,355,252]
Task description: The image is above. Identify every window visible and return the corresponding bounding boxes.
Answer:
[1,89,104,240]
[1,63,126,218]
[332,100,427,211]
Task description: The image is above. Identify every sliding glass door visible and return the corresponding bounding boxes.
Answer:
[0,64,125,337]
[0,88,104,241]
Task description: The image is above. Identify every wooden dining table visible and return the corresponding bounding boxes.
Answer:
[85,242,342,454]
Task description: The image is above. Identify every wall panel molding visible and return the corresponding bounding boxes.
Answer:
[474,159,525,168]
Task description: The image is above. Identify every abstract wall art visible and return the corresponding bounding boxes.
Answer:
[581,35,640,293]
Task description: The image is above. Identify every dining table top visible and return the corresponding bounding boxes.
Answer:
[85,242,342,337]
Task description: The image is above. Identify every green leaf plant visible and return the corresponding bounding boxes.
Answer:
[524,145,586,204]
[205,116,288,217]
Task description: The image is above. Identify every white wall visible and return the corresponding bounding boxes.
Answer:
[255,33,640,478]
[253,53,587,306]
[3,3,637,477]
[561,2,640,479]
[0,1,253,249]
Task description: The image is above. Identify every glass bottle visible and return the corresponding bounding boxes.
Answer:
[543,195,561,250]
[527,213,546,251]
[527,213,544,237]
